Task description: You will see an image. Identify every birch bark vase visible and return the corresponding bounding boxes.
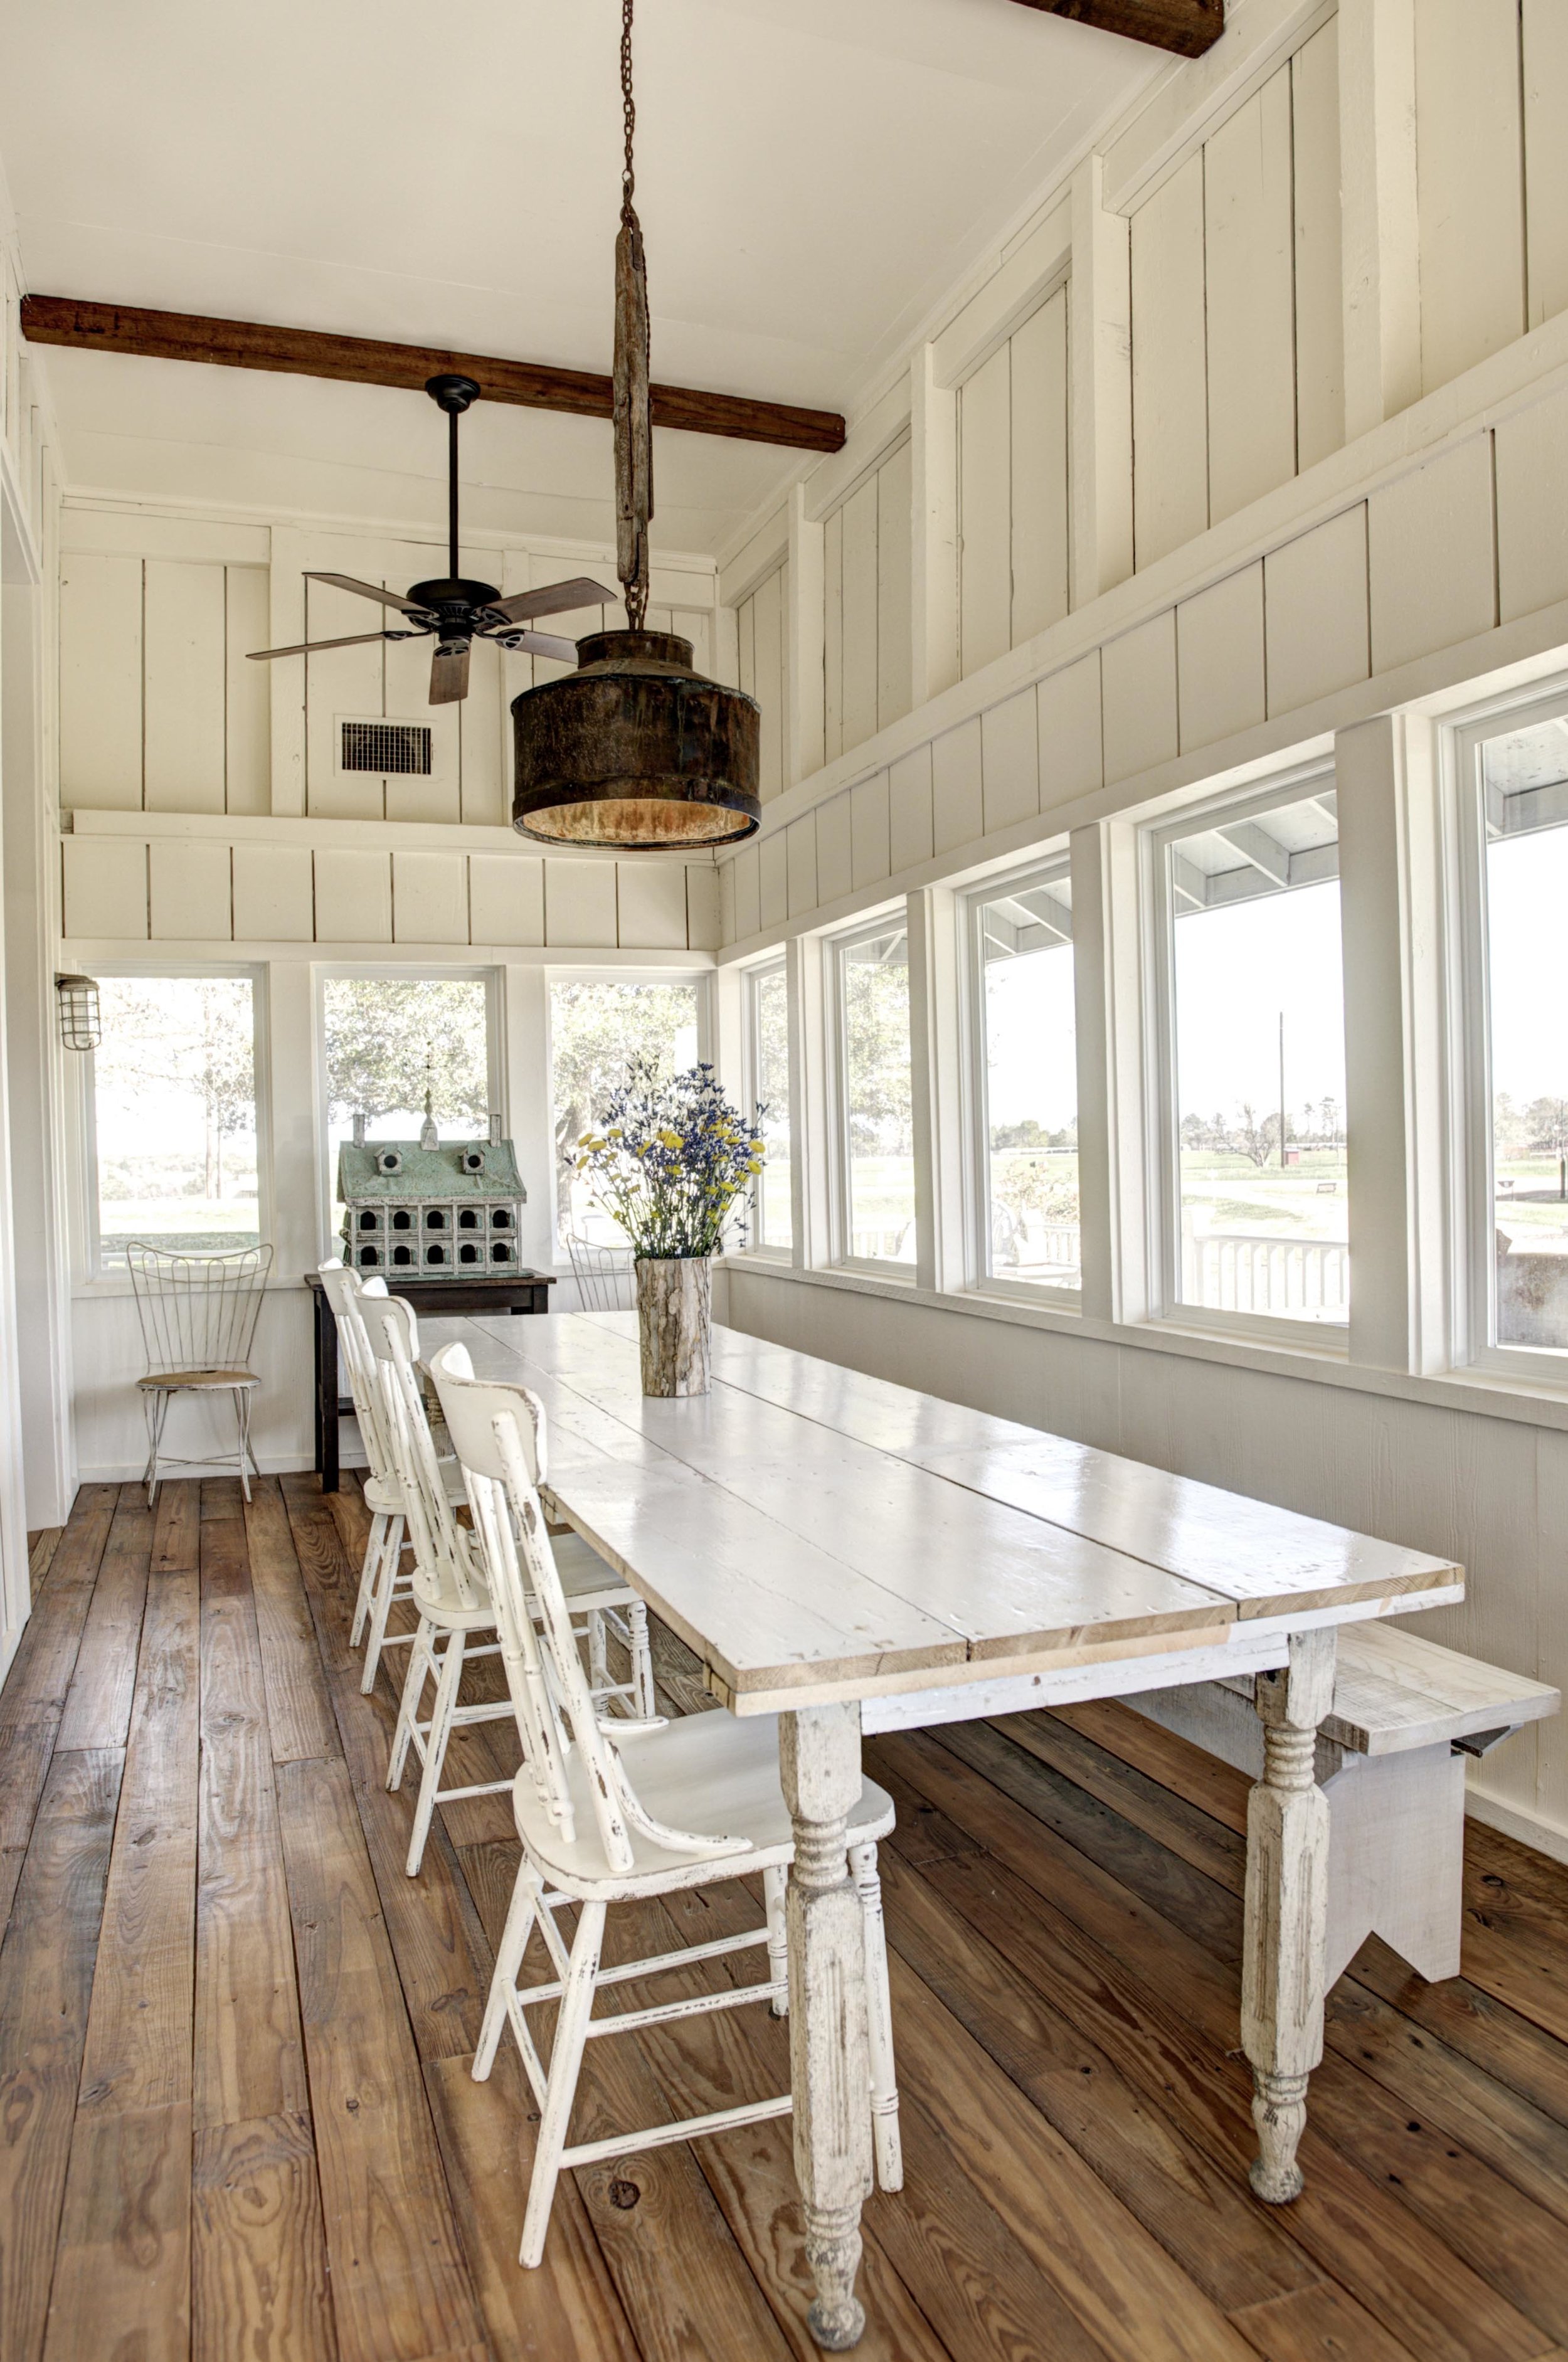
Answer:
[635,1256,712,1396]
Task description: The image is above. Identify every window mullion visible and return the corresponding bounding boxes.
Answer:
[907,886,965,1295]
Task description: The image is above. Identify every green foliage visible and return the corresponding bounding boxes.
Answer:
[322,978,489,1131]
[96,977,255,1202]
[843,950,911,1154]
[550,978,699,1210]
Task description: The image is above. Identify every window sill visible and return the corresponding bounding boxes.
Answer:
[717,1256,1568,1434]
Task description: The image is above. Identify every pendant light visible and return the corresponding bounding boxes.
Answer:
[511,0,761,850]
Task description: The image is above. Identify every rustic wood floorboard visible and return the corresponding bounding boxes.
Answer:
[3,1476,1568,2359]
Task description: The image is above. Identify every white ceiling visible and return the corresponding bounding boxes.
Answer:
[1,0,1164,556]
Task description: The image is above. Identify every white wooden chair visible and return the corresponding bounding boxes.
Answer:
[428,1338,903,2270]
[318,1258,464,1695]
[362,1296,657,1873]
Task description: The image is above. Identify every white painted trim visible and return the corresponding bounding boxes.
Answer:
[718,314,1568,870]
[1465,1781,1568,1871]
[715,1254,1568,1441]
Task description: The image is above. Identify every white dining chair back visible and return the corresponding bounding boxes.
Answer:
[360,1293,489,1614]
[430,1339,902,2275]
[356,1293,516,1873]
[318,1258,432,1693]
[431,1342,739,1873]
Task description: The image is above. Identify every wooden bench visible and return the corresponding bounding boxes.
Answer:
[1128,1622,1560,1986]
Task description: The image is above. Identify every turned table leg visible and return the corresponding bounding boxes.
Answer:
[1242,1627,1337,2203]
[780,1702,872,2351]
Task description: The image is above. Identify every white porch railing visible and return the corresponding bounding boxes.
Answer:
[1183,1231,1349,1317]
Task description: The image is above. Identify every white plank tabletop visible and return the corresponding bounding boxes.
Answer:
[423,1311,1462,1713]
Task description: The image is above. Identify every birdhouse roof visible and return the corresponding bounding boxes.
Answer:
[336,1139,524,1201]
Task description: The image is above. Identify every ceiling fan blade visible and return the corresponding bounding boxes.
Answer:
[485,575,615,625]
[505,630,578,664]
[429,643,471,704]
[246,630,403,660]
[304,571,427,615]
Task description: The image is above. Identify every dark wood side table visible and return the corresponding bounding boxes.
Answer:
[305,1268,555,1491]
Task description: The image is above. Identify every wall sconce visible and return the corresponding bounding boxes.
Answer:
[55,973,101,1052]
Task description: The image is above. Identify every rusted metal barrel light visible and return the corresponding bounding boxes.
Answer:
[510,0,761,853]
[512,629,759,848]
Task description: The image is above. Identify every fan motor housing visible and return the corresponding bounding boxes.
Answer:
[407,577,501,617]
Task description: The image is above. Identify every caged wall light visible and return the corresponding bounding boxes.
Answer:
[55,973,101,1052]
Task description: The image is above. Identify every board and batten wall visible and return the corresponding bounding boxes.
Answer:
[720,0,1568,813]
[53,499,724,1485]
[58,512,716,829]
[702,0,1568,1864]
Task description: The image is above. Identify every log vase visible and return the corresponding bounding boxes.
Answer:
[635,1256,712,1397]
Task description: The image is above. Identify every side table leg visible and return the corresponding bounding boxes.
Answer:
[780,1702,872,2351]
[1242,1627,1337,2203]
[319,1289,341,1493]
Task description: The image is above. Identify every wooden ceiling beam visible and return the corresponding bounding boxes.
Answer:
[19,293,847,454]
[1005,0,1223,58]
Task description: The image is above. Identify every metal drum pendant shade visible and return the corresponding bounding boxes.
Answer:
[510,0,761,852]
[512,631,760,849]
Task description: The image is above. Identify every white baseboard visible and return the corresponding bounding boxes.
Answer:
[1465,1780,1568,1868]
[77,1450,322,1486]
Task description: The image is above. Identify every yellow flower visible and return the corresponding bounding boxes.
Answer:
[748,1138,766,1153]
[746,1160,764,1175]
[658,1128,682,1150]
[607,1126,623,1140]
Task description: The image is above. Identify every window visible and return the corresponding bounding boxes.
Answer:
[833,918,915,1267]
[1461,698,1568,1356]
[88,973,261,1269]
[969,862,1078,1291]
[1152,778,1348,1326]
[321,975,495,1245]
[747,961,793,1252]
[550,978,701,1245]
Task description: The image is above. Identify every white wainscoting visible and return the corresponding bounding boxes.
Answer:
[721,1259,1568,1861]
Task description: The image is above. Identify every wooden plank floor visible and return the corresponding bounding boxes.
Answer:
[6,1476,1568,2361]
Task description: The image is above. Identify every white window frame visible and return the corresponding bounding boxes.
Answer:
[961,855,1081,1307]
[827,909,918,1278]
[543,967,712,1252]
[72,960,272,1290]
[740,955,792,1261]
[1145,760,1348,1348]
[315,962,506,1261]
[1449,677,1568,1381]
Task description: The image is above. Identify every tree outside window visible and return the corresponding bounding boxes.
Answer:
[92,976,260,1266]
[549,980,701,1244]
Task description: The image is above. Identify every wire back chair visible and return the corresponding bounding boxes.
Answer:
[125,1241,273,1505]
[565,1232,635,1311]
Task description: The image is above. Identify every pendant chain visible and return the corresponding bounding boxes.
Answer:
[620,0,637,228]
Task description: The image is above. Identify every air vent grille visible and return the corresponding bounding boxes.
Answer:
[341,721,432,776]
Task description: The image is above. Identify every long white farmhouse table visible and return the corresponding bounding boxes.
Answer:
[424,1310,1463,2351]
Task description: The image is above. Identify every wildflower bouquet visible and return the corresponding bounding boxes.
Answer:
[575,1059,765,1260]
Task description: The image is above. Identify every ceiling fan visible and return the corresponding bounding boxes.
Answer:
[246,374,614,705]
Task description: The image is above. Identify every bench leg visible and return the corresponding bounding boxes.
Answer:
[1323,1744,1465,1986]
[1242,1627,1336,2205]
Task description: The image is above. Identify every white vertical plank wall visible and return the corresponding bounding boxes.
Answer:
[1415,0,1526,394]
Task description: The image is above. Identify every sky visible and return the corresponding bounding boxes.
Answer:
[1173,881,1346,1128]
[985,942,1077,1130]
[1486,827,1568,1105]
